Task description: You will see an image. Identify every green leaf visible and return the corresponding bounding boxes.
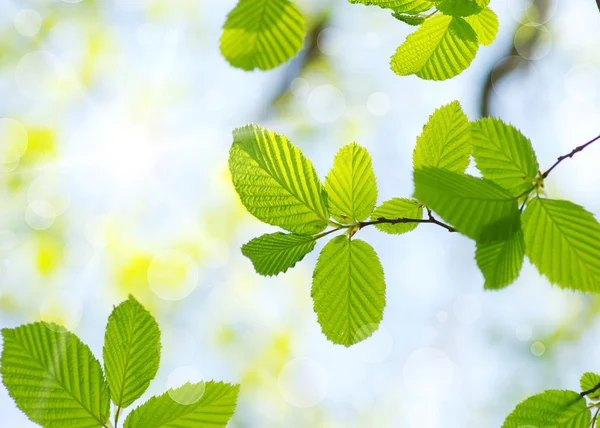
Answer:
[123,381,240,428]
[413,167,520,243]
[502,390,591,428]
[229,124,329,234]
[103,295,161,409]
[1,323,110,428]
[241,232,316,276]
[393,13,427,25]
[325,143,378,223]
[471,118,539,197]
[476,229,524,290]
[464,7,499,46]
[413,101,472,173]
[391,14,479,81]
[371,198,423,234]
[580,372,600,400]
[522,198,600,292]
[349,0,434,14]
[312,236,386,347]
[220,0,305,71]
[433,0,490,17]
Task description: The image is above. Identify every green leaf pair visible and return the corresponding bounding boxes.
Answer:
[229,101,600,347]
[350,0,499,80]
[1,295,239,428]
[502,372,600,427]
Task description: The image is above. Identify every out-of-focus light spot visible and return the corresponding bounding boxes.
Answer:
[436,311,448,323]
[290,78,309,97]
[508,0,556,24]
[514,25,552,61]
[167,366,205,405]
[531,341,546,356]
[147,249,199,301]
[278,358,329,408]
[507,0,535,22]
[0,118,28,164]
[453,294,481,325]
[0,159,20,173]
[317,27,343,56]
[516,325,532,341]
[307,85,345,123]
[39,291,83,332]
[84,217,115,248]
[13,9,42,37]
[352,324,394,363]
[490,56,540,101]
[565,65,599,102]
[403,347,457,400]
[408,401,439,428]
[364,32,380,48]
[49,22,84,52]
[26,201,56,230]
[16,51,63,99]
[28,175,71,216]
[367,92,391,116]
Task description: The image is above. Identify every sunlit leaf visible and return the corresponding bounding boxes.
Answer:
[220,0,305,71]
[433,0,489,17]
[502,390,590,428]
[242,232,316,276]
[123,381,239,428]
[413,101,471,173]
[580,372,600,400]
[371,198,423,234]
[475,229,524,290]
[471,118,539,197]
[103,295,161,409]
[312,236,386,347]
[413,167,520,243]
[522,198,600,292]
[325,143,377,223]
[1,323,110,427]
[464,7,499,46]
[229,124,329,234]
[349,0,434,14]
[391,14,479,80]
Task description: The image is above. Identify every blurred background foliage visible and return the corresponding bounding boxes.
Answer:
[0,0,599,426]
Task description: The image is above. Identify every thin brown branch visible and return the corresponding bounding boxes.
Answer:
[580,381,600,398]
[542,134,600,179]
[359,209,456,233]
[593,407,600,428]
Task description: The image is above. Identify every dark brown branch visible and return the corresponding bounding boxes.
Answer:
[580,381,600,398]
[542,134,600,179]
[593,407,600,428]
[359,209,456,233]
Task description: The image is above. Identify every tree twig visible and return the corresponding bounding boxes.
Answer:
[581,382,600,398]
[592,406,600,428]
[542,134,600,178]
[359,209,456,233]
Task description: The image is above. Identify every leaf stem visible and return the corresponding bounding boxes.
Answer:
[359,209,456,233]
[313,227,345,241]
[542,134,600,179]
[114,406,121,427]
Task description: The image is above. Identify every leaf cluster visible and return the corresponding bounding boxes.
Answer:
[219,0,499,80]
[502,372,600,427]
[1,295,239,428]
[229,101,600,347]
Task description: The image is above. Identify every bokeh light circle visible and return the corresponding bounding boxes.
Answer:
[25,201,56,230]
[317,27,344,56]
[278,358,329,408]
[531,341,546,356]
[147,250,199,301]
[28,175,71,216]
[367,92,391,116]
[14,9,42,37]
[490,56,540,101]
[307,85,345,123]
[0,118,28,164]
[39,291,83,333]
[167,366,206,405]
[516,325,532,341]
[403,347,457,400]
[514,25,552,61]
